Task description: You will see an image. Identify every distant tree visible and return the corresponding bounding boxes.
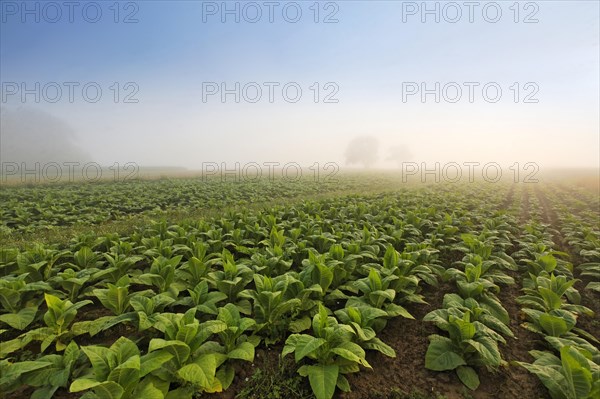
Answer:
[344,136,379,168]
[0,106,90,165]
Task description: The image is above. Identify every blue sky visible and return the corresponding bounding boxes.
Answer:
[1,1,599,168]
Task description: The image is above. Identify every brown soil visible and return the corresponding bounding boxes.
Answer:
[338,283,460,399]
[520,187,530,224]
[208,345,308,399]
[533,188,566,249]
[501,185,515,211]
[576,286,600,344]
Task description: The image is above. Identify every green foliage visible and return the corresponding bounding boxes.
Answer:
[240,274,302,344]
[516,346,600,399]
[130,294,176,331]
[176,280,227,316]
[444,256,511,324]
[216,303,257,356]
[346,268,414,321]
[71,337,172,399]
[380,244,440,304]
[93,253,144,284]
[93,276,150,316]
[137,255,183,295]
[0,276,50,329]
[1,179,597,399]
[335,305,396,357]
[208,249,253,312]
[12,294,93,353]
[175,242,214,287]
[424,312,502,390]
[149,308,228,393]
[283,304,371,399]
[518,274,591,316]
[51,268,92,301]
[0,341,83,398]
[424,294,513,344]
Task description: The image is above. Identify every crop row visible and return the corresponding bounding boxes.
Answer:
[423,214,518,390]
[0,177,374,234]
[512,187,599,399]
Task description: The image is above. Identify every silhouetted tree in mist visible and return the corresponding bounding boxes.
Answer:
[0,106,91,164]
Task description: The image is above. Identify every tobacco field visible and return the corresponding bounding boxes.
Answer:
[0,176,598,399]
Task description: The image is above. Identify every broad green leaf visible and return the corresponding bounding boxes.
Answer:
[216,365,235,391]
[538,254,557,273]
[0,306,37,330]
[479,296,510,325]
[148,339,190,368]
[289,316,312,333]
[177,354,216,389]
[449,318,475,341]
[539,287,563,311]
[227,341,254,361]
[132,377,165,399]
[306,364,339,399]
[111,337,139,364]
[336,374,351,392]
[457,366,480,390]
[561,346,592,398]
[385,303,414,319]
[177,363,210,388]
[0,337,24,358]
[0,360,52,386]
[331,341,369,367]
[466,338,501,367]
[362,338,396,358]
[383,245,399,269]
[425,337,466,371]
[314,263,333,292]
[539,313,569,337]
[140,350,173,377]
[294,335,327,362]
[517,362,569,399]
[70,378,102,392]
[93,381,124,399]
[165,387,193,399]
[81,346,112,381]
[217,303,240,326]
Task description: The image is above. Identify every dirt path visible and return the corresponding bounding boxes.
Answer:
[520,186,530,224]
[500,184,515,211]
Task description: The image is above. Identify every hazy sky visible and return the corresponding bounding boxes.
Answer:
[1,1,599,169]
